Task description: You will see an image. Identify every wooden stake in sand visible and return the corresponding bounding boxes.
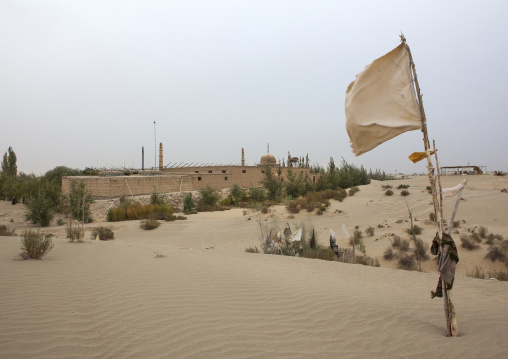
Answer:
[403,36,458,337]
[344,34,459,337]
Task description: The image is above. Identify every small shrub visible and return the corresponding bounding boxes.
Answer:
[67,226,84,242]
[453,221,460,228]
[502,188,507,193]
[0,225,15,236]
[245,246,260,253]
[20,230,54,259]
[365,226,374,237]
[429,212,436,222]
[286,200,300,214]
[398,254,416,270]
[383,247,395,260]
[478,226,488,239]
[466,265,508,281]
[56,218,65,226]
[140,218,160,230]
[406,224,422,235]
[485,245,507,262]
[183,192,196,214]
[400,190,410,196]
[165,214,187,221]
[381,184,392,190]
[249,187,266,202]
[385,189,393,196]
[399,239,410,252]
[414,238,429,260]
[357,255,379,267]
[471,232,482,243]
[460,235,479,250]
[154,251,166,258]
[150,189,166,205]
[348,187,360,196]
[397,184,410,189]
[426,186,431,191]
[90,227,115,240]
[199,185,219,207]
[392,235,402,248]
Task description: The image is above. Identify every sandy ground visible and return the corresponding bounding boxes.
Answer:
[1,174,508,358]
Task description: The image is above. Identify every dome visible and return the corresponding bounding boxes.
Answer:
[260,154,277,166]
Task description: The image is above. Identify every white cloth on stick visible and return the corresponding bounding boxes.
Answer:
[345,43,422,156]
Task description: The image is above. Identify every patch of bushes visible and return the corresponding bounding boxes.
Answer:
[406,225,422,235]
[365,226,374,237]
[0,224,15,236]
[400,190,410,196]
[385,190,393,196]
[140,218,160,230]
[245,246,260,253]
[460,235,480,250]
[107,201,174,222]
[90,227,115,240]
[248,187,267,202]
[414,238,429,260]
[397,184,410,189]
[67,226,84,242]
[150,188,166,205]
[398,254,416,270]
[383,247,396,260]
[183,192,196,214]
[165,214,187,221]
[466,265,508,281]
[484,244,507,262]
[392,235,403,248]
[399,239,410,252]
[357,255,380,267]
[348,186,360,196]
[429,212,436,222]
[19,230,54,259]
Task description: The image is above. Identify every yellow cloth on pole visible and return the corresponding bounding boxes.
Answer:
[408,150,435,163]
[345,44,422,156]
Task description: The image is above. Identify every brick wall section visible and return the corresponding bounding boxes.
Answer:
[62,175,193,197]
[62,166,320,197]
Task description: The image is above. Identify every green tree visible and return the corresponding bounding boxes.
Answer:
[261,165,284,200]
[1,147,17,180]
[24,187,55,227]
[68,181,94,223]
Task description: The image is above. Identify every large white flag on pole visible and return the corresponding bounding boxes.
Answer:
[345,43,422,156]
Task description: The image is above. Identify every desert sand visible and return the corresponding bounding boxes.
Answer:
[1,174,508,358]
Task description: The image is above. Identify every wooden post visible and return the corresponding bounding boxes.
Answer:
[402,35,457,336]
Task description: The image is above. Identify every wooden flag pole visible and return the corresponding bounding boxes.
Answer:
[400,34,458,337]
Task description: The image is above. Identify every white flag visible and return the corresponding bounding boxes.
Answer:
[345,43,422,156]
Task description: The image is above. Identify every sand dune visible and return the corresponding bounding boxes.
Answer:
[1,174,508,358]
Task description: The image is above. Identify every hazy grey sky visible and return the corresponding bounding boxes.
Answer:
[1,0,507,175]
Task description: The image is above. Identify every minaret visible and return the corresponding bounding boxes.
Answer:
[159,143,163,171]
[241,148,245,166]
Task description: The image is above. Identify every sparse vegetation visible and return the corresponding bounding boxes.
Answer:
[400,190,410,196]
[90,226,115,240]
[66,226,84,242]
[19,230,54,259]
[183,192,196,214]
[140,218,160,230]
[150,188,166,205]
[107,201,174,222]
[0,224,15,236]
[245,246,260,253]
[429,212,436,222]
[460,235,480,250]
[397,184,410,189]
[366,226,374,237]
[383,247,395,260]
[484,244,507,262]
[406,224,422,235]
[466,265,508,281]
[414,238,429,261]
[398,254,416,270]
[67,181,94,223]
[385,189,393,196]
